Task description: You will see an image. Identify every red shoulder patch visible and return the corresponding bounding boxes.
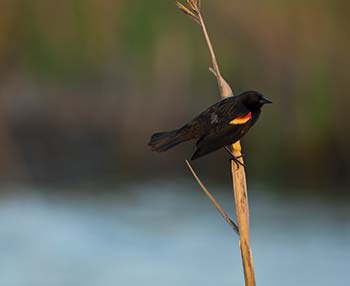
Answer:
[229,112,252,125]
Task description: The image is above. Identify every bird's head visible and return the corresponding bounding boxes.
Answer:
[240,90,272,110]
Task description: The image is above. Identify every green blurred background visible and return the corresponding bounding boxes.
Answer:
[0,1,349,285]
[0,0,349,187]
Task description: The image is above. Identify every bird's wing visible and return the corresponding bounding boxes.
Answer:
[192,124,248,160]
[185,97,251,135]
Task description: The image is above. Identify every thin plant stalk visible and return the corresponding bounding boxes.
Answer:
[176,1,256,285]
[186,160,239,234]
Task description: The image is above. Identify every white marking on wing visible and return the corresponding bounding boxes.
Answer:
[210,113,219,124]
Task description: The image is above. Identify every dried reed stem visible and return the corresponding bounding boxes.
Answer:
[231,143,256,286]
[186,160,239,234]
[177,1,256,285]
[197,13,233,98]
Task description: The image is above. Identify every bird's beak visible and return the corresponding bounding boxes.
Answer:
[260,96,272,104]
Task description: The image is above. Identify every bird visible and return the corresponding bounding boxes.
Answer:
[148,90,272,161]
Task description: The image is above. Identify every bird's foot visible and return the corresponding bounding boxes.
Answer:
[229,156,246,170]
[224,147,246,170]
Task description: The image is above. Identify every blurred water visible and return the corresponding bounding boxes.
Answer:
[0,182,349,286]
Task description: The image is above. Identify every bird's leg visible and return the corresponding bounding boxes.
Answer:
[224,146,246,170]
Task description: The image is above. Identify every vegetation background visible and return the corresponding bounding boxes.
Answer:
[0,0,349,188]
[0,1,349,285]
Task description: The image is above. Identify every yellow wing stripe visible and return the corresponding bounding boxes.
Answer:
[230,112,252,125]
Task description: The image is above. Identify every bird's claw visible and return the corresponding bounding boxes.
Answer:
[224,147,246,170]
[229,156,246,170]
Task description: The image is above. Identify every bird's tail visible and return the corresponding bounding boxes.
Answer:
[148,127,192,152]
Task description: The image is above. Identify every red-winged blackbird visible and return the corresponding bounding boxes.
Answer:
[148,91,272,160]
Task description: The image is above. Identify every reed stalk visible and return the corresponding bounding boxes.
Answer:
[176,1,256,285]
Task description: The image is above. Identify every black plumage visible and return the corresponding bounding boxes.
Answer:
[148,90,272,160]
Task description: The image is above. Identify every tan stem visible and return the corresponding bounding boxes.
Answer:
[197,12,233,98]
[197,8,256,286]
[186,160,239,234]
[231,142,256,286]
